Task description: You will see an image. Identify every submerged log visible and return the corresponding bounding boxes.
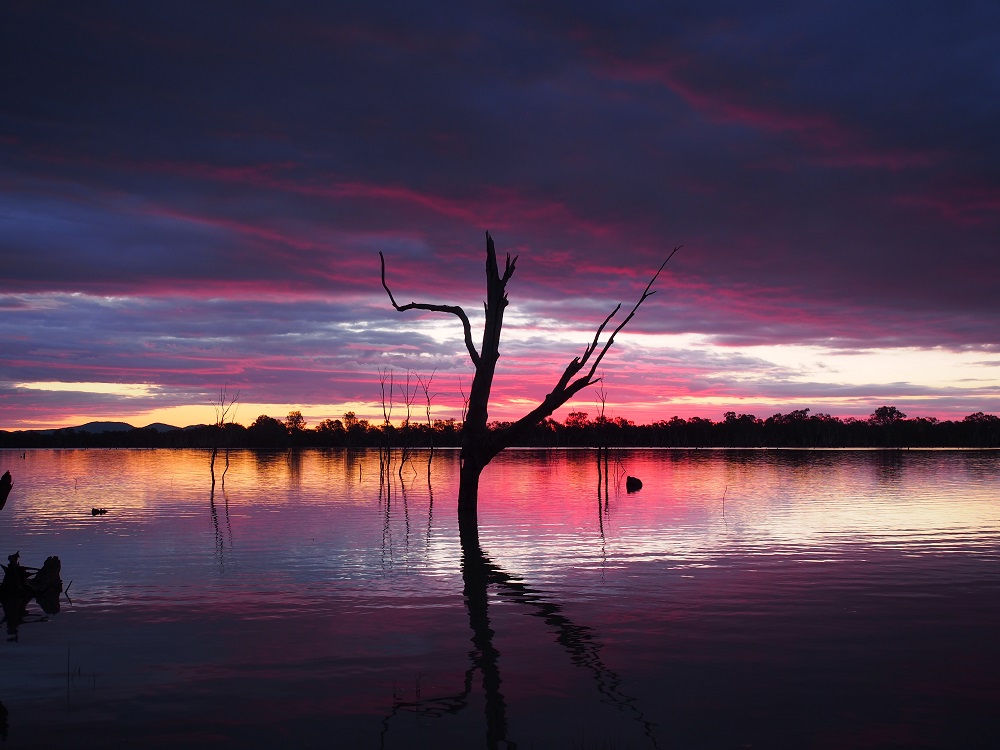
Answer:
[0,552,29,597]
[29,556,62,596]
[0,470,11,511]
[0,552,63,599]
[1,552,63,640]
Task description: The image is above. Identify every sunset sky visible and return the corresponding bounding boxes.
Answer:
[2,2,999,431]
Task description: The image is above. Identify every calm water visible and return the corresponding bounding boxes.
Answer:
[1,448,998,749]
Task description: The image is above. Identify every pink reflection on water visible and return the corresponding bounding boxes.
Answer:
[1,448,998,748]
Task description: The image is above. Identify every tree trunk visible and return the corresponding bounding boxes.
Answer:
[455,233,511,517]
[458,442,493,519]
[457,456,480,517]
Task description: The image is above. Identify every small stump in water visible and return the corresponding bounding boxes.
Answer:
[626,475,643,493]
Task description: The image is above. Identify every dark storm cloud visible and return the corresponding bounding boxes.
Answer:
[1,1,998,425]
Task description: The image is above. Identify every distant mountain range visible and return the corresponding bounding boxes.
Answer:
[32,421,194,435]
[76,421,182,433]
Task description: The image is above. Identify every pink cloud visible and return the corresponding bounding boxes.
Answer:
[144,159,626,241]
[892,187,1000,226]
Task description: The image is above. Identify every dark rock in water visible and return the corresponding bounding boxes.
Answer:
[0,470,11,511]
[626,475,643,492]
[91,507,108,515]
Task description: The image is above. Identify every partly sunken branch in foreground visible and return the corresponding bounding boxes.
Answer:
[380,232,678,518]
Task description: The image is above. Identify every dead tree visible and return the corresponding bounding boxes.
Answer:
[416,370,436,452]
[377,366,394,486]
[381,232,677,520]
[210,384,240,488]
[397,370,418,478]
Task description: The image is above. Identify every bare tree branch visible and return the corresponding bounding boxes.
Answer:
[493,247,681,452]
[212,383,240,428]
[380,251,481,367]
[578,247,681,384]
[415,370,437,429]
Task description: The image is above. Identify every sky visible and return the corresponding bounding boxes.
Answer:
[2,1,999,431]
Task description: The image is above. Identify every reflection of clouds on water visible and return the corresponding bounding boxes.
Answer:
[478,449,1000,573]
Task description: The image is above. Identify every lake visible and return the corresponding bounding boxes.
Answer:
[1,447,998,748]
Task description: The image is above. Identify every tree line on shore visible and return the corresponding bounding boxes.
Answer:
[2,406,998,450]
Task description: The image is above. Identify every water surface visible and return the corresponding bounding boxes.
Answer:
[1,448,998,748]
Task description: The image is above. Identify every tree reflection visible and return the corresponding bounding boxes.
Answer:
[208,485,234,572]
[382,506,658,748]
[460,516,512,748]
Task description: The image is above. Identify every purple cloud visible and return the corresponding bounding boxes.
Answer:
[1,2,998,428]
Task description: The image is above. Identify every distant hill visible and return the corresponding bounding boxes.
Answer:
[18,421,192,435]
[70,421,136,433]
[70,421,185,433]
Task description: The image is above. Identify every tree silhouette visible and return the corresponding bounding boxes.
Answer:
[869,405,906,427]
[284,410,306,433]
[210,384,240,487]
[381,232,677,519]
[248,414,287,448]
